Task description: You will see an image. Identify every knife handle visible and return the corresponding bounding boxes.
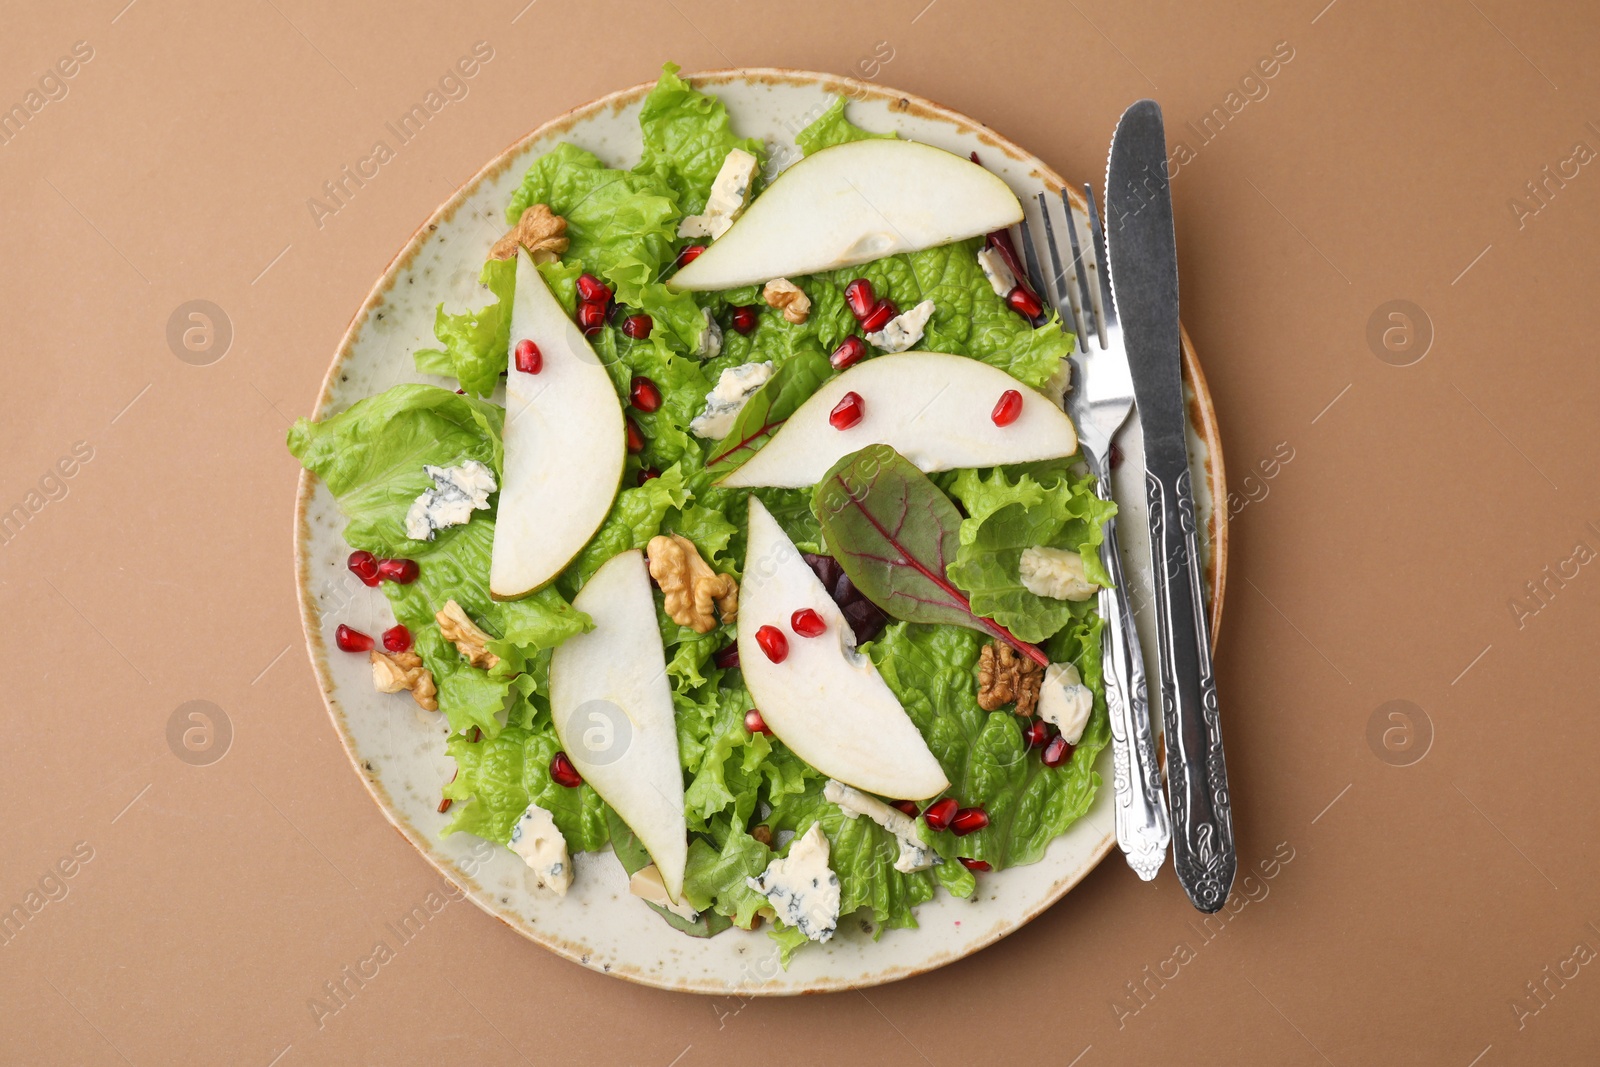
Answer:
[1092,472,1171,880]
[1145,462,1235,912]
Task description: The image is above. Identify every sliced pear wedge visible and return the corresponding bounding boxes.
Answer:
[738,497,949,800]
[666,139,1022,291]
[548,550,687,900]
[720,352,1078,489]
[489,248,626,599]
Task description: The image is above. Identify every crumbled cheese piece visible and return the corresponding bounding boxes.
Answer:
[823,780,936,873]
[1018,545,1096,601]
[746,823,840,943]
[677,148,759,240]
[404,460,497,541]
[696,307,723,359]
[628,864,699,921]
[866,299,936,353]
[509,802,572,897]
[689,361,773,439]
[1038,662,1094,744]
[977,245,1018,298]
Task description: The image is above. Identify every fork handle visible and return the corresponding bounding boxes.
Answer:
[1092,468,1170,879]
[1145,460,1235,912]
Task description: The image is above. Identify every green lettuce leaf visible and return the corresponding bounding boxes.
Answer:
[606,806,733,938]
[795,96,897,156]
[413,256,516,398]
[635,62,766,214]
[442,724,609,850]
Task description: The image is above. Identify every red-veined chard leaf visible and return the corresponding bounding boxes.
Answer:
[705,346,832,479]
[812,444,1048,667]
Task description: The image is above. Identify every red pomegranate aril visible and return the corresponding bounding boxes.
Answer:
[860,300,897,333]
[377,558,420,584]
[755,625,789,663]
[1006,285,1043,319]
[550,752,584,788]
[960,857,992,872]
[1042,735,1074,767]
[992,388,1023,427]
[347,550,380,587]
[622,313,653,340]
[729,305,759,334]
[576,299,607,336]
[576,272,612,304]
[830,335,867,370]
[335,624,374,653]
[625,418,645,454]
[629,376,662,412]
[1023,718,1049,748]
[844,278,876,320]
[923,797,959,831]
[636,466,660,485]
[790,608,826,638]
[829,391,864,430]
[514,338,543,374]
[713,643,740,669]
[674,244,706,268]
[891,800,920,817]
[744,708,772,735]
[381,624,413,652]
[951,807,990,836]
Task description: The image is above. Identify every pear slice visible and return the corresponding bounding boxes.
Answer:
[489,248,626,599]
[548,550,687,900]
[666,139,1022,292]
[720,352,1078,489]
[739,497,948,800]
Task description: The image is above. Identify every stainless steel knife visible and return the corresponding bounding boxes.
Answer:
[1103,100,1235,913]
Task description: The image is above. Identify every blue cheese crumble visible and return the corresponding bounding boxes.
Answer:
[689,361,773,439]
[746,823,840,943]
[823,779,937,874]
[404,460,496,541]
[509,801,572,897]
[678,147,758,240]
[866,299,936,353]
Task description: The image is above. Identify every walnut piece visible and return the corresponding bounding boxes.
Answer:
[977,641,1044,716]
[647,533,738,634]
[762,278,811,324]
[371,650,438,711]
[749,824,773,847]
[490,204,569,263]
[436,599,501,669]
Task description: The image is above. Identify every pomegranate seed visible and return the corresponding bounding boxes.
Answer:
[790,608,826,638]
[550,752,583,788]
[625,418,645,454]
[1043,735,1074,767]
[923,798,959,831]
[830,335,867,370]
[861,300,897,333]
[630,376,662,412]
[829,392,864,430]
[514,338,542,374]
[729,305,759,334]
[713,643,740,669]
[576,299,607,336]
[844,278,876,320]
[377,558,419,584]
[960,857,992,872]
[335,624,373,653]
[1023,718,1049,748]
[951,807,989,836]
[347,550,380,587]
[891,800,920,817]
[437,797,453,814]
[992,389,1023,427]
[1006,285,1043,319]
[675,245,706,267]
[636,467,660,485]
[381,624,412,652]
[1109,442,1124,470]
[622,313,653,340]
[755,625,788,663]
[576,273,612,304]
[744,709,772,735]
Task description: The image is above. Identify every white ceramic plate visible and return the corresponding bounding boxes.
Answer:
[293,68,1227,995]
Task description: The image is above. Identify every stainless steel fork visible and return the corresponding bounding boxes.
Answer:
[1020,187,1171,880]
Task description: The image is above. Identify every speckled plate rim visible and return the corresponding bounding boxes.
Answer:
[292,67,1228,994]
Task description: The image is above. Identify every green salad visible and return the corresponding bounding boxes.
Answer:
[289,64,1116,964]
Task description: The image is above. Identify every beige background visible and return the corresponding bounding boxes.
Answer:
[3,1,1597,1063]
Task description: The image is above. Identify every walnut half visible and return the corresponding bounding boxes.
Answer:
[371,650,438,711]
[977,641,1043,716]
[490,204,569,263]
[436,599,501,669]
[647,534,738,634]
[762,278,811,324]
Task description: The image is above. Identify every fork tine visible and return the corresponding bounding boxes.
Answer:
[1036,193,1089,345]
[1060,190,1099,347]
[1017,214,1049,306]
[1082,183,1116,337]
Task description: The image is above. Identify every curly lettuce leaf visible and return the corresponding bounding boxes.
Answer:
[442,724,609,850]
[413,256,516,398]
[635,62,766,215]
[795,96,897,156]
